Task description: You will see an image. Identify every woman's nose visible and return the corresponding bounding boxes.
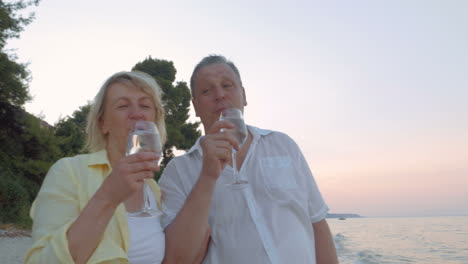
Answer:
[128,105,145,120]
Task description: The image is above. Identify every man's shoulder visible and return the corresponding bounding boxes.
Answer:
[252,126,295,143]
[159,150,201,186]
[172,149,199,162]
[163,149,200,173]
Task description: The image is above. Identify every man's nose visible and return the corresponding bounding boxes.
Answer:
[214,86,225,100]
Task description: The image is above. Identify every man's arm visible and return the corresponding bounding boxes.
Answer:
[163,171,216,263]
[313,219,339,264]
[163,121,237,263]
[285,135,338,263]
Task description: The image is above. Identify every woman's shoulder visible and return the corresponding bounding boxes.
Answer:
[48,151,107,175]
[59,150,107,165]
[51,152,92,167]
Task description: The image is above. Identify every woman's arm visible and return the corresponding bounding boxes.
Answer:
[25,152,159,264]
[67,152,159,263]
[66,185,120,264]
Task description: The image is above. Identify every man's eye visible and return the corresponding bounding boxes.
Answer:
[141,105,151,109]
[223,83,232,89]
[202,89,210,95]
[117,105,128,109]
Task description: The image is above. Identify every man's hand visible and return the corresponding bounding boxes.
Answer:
[200,120,239,180]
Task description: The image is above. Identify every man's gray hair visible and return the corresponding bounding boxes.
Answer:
[190,54,243,97]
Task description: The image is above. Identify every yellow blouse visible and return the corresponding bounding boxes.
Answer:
[24,150,162,264]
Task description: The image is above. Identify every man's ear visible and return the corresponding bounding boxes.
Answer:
[192,97,200,117]
[242,87,247,106]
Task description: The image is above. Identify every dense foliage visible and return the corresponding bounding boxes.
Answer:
[0,0,42,227]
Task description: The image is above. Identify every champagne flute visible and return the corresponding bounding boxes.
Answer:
[126,120,162,217]
[220,108,249,189]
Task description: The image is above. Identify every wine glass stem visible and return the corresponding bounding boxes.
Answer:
[232,149,240,182]
[143,180,151,211]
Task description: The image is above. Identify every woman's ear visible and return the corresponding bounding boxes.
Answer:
[99,116,108,135]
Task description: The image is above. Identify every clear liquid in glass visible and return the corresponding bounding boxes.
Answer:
[220,108,249,189]
[126,121,162,217]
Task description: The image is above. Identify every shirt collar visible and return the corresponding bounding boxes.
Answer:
[86,149,111,168]
[186,125,274,155]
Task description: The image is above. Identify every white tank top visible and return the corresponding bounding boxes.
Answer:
[127,185,165,264]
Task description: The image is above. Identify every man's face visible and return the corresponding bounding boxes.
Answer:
[192,63,247,132]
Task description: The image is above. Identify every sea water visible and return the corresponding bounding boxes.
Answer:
[328,216,468,264]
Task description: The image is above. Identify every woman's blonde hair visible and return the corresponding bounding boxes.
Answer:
[86,71,167,152]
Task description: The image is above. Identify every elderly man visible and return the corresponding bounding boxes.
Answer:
[160,55,338,264]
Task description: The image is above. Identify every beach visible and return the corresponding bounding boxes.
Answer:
[0,229,32,264]
[3,216,468,264]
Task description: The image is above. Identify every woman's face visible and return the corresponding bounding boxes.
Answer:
[100,81,156,153]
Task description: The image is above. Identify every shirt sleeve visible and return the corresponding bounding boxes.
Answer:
[292,139,329,223]
[158,159,189,229]
[25,158,79,264]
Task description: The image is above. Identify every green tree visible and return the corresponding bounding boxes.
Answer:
[132,56,201,168]
[0,111,60,227]
[0,0,40,156]
[54,104,90,156]
[0,0,43,227]
[0,0,40,107]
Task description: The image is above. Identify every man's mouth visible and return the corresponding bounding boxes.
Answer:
[215,107,227,114]
[216,103,235,113]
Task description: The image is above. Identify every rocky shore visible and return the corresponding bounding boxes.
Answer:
[0,228,32,264]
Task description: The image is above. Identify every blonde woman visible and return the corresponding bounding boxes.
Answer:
[25,71,167,264]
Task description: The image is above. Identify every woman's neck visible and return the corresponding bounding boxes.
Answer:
[106,142,125,168]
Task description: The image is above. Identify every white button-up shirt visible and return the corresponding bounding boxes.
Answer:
[159,126,329,264]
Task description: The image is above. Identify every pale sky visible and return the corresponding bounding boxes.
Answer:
[9,0,468,217]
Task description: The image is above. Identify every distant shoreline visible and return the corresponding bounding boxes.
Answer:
[327,213,362,218]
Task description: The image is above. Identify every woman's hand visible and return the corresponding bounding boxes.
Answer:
[99,151,160,206]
